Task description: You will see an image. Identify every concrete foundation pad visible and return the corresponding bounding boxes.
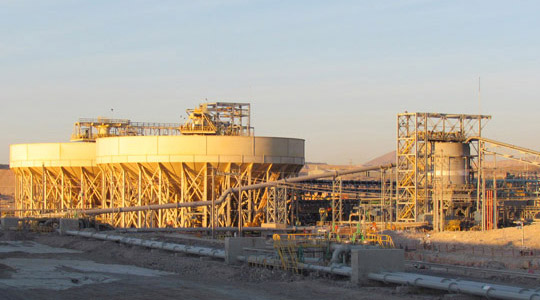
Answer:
[0,241,81,254]
[0,257,172,290]
[225,237,268,264]
[59,218,79,234]
[351,248,404,284]
[1,217,19,230]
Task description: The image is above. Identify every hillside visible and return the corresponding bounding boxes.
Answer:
[0,166,14,196]
[363,151,396,166]
[0,165,15,209]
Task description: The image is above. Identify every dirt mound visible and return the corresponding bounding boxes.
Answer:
[0,169,15,196]
[363,151,396,166]
[429,223,540,248]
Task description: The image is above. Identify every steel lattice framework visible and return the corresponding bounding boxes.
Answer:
[97,162,300,228]
[71,118,181,142]
[396,112,490,223]
[14,166,102,217]
[12,161,301,228]
[11,102,305,229]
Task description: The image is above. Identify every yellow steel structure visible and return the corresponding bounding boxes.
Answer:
[10,143,101,216]
[71,117,181,142]
[10,102,305,228]
[180,102,251,136]
[95,135,303,228]
[396,112,491,223]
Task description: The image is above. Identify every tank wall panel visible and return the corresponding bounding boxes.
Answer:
[434,142,470,185]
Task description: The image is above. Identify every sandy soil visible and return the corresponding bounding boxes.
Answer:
[389,223,540,272]
[0,230,447,300]
[393,223,540,248]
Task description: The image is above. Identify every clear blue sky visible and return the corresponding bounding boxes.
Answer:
[1,0,539,165]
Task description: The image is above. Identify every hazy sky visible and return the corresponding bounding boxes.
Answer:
[1,1,539,165]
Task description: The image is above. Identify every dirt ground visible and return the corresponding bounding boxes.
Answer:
[0,230,452,300]
[407,222,540,248]
[388,223,540,272]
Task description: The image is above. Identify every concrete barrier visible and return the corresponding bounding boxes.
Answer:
[351,248,404,284]
[59,218,79,234]
[225,237,267,264]
[1,217,19,230]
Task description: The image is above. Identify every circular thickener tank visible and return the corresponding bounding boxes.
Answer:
[9,142,101,215]
[434,142,470,185]
[94,135,304,228]
[9,136,305,228]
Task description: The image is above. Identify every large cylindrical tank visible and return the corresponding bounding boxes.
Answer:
[10,136,304,228]
[9,142,101,216]
[433,142,470,185]
[94,135,304,228]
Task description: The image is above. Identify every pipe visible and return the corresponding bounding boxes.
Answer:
[407,260,540,280]
[330,244,350,264]
[238,254,352,276]
[214,163,395,210]
[368,272,540,300]
[63,230,540,300]
[114,226,308,233]
[52,163,394,216]
[65,230,225,259]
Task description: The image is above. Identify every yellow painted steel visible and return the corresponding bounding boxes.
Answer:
[10,143,101,217]
[10,136,305,228]
[95,136,304,228]
[95,136,304,165]
[10,143,96,168]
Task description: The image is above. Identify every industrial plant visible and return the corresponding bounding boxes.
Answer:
[8,104,540,232]
[3,102,540,299]
[10,102,304,229]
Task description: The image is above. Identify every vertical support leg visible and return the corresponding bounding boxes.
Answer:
[338,178,343,223]
[138,165,142,228]
[61,169,65,212]
[158,166,163,227]
[493,154,498,229]
[121,168,126,228]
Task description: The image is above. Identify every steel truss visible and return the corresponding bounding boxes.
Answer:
[12,162,299,228]
[13,167,102,217]
[266,187,288,225]
[380,168,393,223]
[468,136,540,230]
[396,112,490,223]
[72,118,181,142]
[100,162,298,228]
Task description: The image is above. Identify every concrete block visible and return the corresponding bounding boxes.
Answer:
[225,237,267,265]
[261,223,287,229]
[351,248,404,284]
[1,217,19,230]
[59,218,79,234]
